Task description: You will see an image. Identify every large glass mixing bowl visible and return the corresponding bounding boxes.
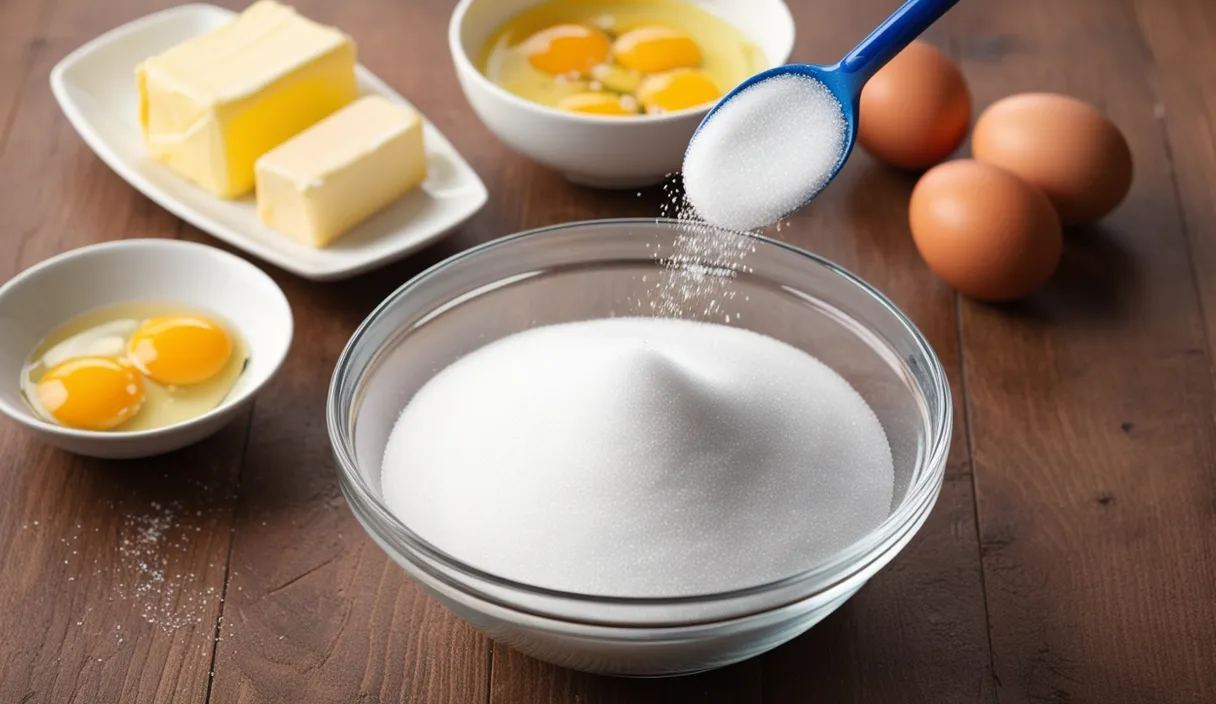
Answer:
[328,219,951,676]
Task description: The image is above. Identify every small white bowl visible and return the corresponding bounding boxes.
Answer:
[449,0,795,188]
[0,239,293,459]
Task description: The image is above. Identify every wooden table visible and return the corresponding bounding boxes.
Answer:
[2,0,1215,701]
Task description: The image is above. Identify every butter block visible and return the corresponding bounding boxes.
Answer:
[136,1,358,198]
[255,95,428,247]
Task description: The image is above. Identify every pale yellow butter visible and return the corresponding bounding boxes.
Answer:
[255,96,428,247]
[136,1,357,198]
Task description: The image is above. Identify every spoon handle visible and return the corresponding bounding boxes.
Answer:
[836,0,960,92]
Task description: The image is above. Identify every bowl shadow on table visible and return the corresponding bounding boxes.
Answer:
[562,172,681,214]
[497,598,866,699]
[499,646,764,700]
[492,160,679,229]
[34,411,250,525]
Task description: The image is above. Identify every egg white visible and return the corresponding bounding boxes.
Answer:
[21,305,247,432]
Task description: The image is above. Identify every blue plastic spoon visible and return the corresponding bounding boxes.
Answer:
[683,0,960,230]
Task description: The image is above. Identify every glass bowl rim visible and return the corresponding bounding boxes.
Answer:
[327,217,952,616]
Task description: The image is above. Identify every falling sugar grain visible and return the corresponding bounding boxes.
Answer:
[649,76,844,320]
[648,182,755,322]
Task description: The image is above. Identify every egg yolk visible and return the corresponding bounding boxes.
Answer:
[36,357,144,431]
[520,24,611,76]
[558,92,638,116]
[127,316,233,386]
[612,26,702,74]
[637,69,721,113]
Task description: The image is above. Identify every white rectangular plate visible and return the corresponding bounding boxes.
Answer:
[50,3,488,281]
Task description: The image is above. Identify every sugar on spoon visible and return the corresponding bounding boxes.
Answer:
[681,0,960,232]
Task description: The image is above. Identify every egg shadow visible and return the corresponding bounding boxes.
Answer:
[996,222,1140,324]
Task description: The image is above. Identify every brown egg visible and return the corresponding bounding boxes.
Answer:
[858,40,971,171]
[972,93,1133,224]
[910,160,1062,301]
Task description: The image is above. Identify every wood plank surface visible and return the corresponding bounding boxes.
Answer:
[1132,0,1216,392]
[953,0,1216,701]
[0,0,245,702]
[0,0,53,141]
[0,0,1214,702]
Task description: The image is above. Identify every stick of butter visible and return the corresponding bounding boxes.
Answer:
[255,95,428,248]
[136,1,357,198]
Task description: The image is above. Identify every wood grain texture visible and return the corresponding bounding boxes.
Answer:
[1,0,1215,701]
[953,0,1216,701]
[0,1,244,702]
[1132,0,1216,398]
[199,256,493,704]
[200,1,495,702]
[0,0,53,143]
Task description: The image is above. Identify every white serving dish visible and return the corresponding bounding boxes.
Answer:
[449,0,795,188]
[49,3,488,282]
[0,239,293,459]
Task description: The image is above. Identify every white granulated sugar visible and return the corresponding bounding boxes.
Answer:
[113,500,215,632]
[682,74,847,232]
[649,178,756,323]
[647,214,754,321]
[381,317,893,598]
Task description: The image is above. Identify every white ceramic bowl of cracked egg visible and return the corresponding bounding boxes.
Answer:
[329,220,950,676]
[0,239,293,459]
[449,0,795,188]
